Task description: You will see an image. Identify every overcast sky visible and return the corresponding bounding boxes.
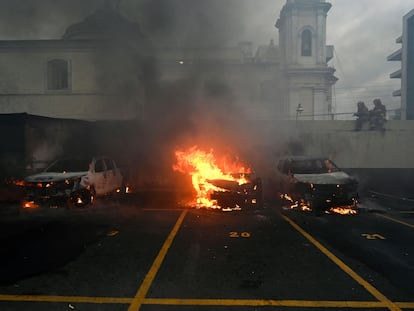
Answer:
[0,0,413,119]
[241,0,414,118]
[330,0,412,118]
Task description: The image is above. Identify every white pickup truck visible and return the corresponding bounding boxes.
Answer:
[23,156,124,207]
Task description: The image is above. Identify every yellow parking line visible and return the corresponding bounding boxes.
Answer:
[127,209,188,311]
[1,294,414,309]
[0,294,132,304]
[1,208,412,309]
[377,213,414,229]
[281,214,402,311]
[398,301,414,308]
[144,298,385,307]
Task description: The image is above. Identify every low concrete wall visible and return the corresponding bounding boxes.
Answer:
[252,120,414,198]
[284,120,414,169]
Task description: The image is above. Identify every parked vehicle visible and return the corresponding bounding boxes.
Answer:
[23,156,123,208]
[208,173,263,210]
[275,156,358,214]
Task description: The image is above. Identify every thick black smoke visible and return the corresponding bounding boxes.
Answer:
[0,0,249,44]
[0,0,104,39]
[0,0,276,186]
[128,0,246,47]
[120,0,264,183]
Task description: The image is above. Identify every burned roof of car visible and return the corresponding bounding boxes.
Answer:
[279,156,330,161]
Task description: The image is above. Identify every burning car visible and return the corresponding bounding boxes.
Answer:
[22,156,123,208]
[275,156,358,215]
[207,173,262,211]
[173,146,262,211]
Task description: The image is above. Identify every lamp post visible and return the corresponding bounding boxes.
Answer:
[296,103,304,120]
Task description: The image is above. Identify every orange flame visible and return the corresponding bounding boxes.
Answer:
[173,146,251,208]
[22,200,39,209]
[329,206,358,215]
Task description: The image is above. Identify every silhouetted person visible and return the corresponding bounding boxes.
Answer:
[369,98,386,131]
[354,101,369,131]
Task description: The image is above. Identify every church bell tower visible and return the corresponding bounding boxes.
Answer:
[276,0,337,120]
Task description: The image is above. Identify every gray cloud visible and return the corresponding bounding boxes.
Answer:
[327,0,413,115]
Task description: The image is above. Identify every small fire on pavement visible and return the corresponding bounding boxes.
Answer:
[173,146,252,209]
[280,194,311,212]
[281,194,358,215]
[328,206,358,215]
[22,200,39,209]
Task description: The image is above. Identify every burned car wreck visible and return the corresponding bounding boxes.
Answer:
[173,146,262,211]
[276,156,358,214]
[207,173,263,210]
[22,156,123,208]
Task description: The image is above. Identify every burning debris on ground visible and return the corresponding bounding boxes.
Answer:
[280,193,359,215]
[173,146,262,211]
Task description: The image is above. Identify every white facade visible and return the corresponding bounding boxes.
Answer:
[0,40,139,121]
[276,0,337,120]
[0,39,146,120]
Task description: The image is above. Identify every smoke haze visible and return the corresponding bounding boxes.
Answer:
[0,1,290,185]
[3,0,412,183]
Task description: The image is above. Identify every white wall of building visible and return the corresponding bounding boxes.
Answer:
[277,0,337,120]
[0,43,141,120]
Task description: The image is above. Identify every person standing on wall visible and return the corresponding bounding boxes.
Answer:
[353,101,369,131]
[369,98,386,131]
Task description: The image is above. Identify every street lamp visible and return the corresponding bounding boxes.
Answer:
[296,103,304,120]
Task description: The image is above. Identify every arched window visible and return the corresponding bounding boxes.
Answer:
[301,29,312,56]
[47,59,69,90]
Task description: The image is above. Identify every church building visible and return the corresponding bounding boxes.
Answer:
[0,0,337,121]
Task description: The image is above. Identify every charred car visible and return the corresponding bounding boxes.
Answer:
[23,156,123,208]
[275,156,358,214]
[207,173,263,210]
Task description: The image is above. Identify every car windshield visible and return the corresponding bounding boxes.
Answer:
[45,158,90,173]
[291,159,340,174]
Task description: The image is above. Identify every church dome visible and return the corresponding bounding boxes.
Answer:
[62,4,144,41]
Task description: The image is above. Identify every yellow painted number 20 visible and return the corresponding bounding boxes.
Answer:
[229,232,251,238]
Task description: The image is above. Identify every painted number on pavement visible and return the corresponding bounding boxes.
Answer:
[361,233,386,240]
[229,232,251,238]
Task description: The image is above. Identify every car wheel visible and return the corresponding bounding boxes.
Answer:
[312,205,323,216]
[89,187,96,205]
[118,183,128,195]
[70,188,94,208]
[304,194,322,216]
[310,199,323,216]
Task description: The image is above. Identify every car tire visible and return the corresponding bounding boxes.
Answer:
[119,183,128,195]
[303,194,322,216]
[89,187,96,205]
[70,188,94,208]
[310,199,323,216]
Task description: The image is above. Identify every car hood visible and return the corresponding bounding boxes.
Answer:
[207,179,241,191]
[294,171,356,185]
[25,171,88,183]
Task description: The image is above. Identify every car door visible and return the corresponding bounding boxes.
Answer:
[276,160,294,195]
[93,158,108,195]
[103,158,118,192]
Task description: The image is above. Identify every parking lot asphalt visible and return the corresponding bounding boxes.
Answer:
[0,193,413,311]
